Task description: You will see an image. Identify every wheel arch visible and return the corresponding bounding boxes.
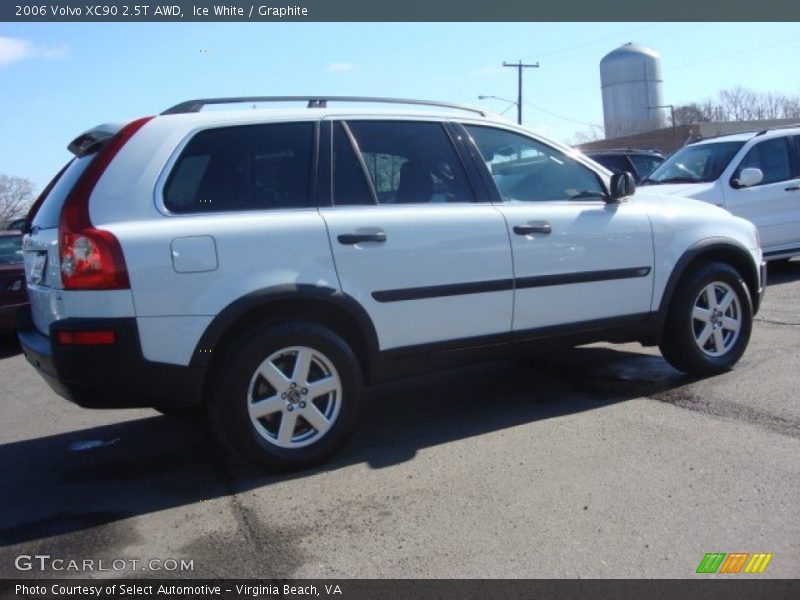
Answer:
[657,238,761,328]
[191,284,380,384]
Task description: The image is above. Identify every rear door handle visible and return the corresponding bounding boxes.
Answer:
[513,221,552,235]
[337,231,387,245]
[785,185,800,192]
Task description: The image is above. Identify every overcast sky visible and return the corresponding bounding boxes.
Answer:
[1,22,799,190]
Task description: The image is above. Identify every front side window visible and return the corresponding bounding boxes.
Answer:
[734,137,792,186]
[164,122,314,213]
[344,121,475,204]
[644,141,744,185]
[465,125,606,202]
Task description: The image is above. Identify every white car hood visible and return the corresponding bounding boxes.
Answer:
[632,190,731,220]
[636,181,722,203]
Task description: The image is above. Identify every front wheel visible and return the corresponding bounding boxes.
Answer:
[208,321,362,471]
[659,262,753,376]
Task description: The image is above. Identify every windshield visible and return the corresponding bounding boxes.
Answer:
[0,234,23,265]
[643,141,745,185]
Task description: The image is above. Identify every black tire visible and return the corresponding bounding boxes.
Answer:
[207,321,362,471]
[659,261,753,376]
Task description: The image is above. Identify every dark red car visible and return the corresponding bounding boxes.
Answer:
[0,230,27,334]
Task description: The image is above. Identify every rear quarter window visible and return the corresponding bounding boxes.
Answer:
[163,122,315,213]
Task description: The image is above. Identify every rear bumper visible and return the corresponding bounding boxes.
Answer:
[16,306,205,409]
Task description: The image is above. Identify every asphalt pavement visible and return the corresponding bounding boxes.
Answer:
[0,260,798,579]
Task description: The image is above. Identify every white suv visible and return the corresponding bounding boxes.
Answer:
[642,126,800,260]
[19,96,766,470]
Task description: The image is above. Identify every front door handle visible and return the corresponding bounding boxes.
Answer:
[785,185,800,192]
[513,221,552,235]
[337,231,387,245]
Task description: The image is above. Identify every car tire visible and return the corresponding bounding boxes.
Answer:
[208,321,362,471]
[659,261,753,376]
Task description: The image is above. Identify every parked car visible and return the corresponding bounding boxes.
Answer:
[642,126,800,261]
[584,149,665,183]
[0,231,27,334]
[19,96,765,470]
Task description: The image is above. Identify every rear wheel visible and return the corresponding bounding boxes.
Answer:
[659,262,753,375]
[208,321,362,470]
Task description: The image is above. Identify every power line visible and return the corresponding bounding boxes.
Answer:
[522,100,604,128]
[535,23,661,59]
[499,103,516,117]
[665,37,800,72]
[479,94,603,129]
[537,36,800,100]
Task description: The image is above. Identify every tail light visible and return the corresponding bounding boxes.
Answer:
[59,116,153,290]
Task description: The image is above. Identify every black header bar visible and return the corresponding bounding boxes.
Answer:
[1,579,800,600]
[2,0,799,22]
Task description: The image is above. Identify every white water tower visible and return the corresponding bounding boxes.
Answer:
[600,43,666,138]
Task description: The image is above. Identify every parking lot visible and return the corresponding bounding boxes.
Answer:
[0,260,798,579]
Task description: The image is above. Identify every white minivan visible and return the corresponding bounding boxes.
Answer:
[641,126,800,261]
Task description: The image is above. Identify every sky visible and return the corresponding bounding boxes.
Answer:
[1,21,799,191]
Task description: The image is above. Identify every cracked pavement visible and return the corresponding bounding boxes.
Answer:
[0,260,798,579]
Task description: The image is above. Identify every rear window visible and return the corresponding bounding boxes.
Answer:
[31,156,95,230]
[628,155,663,178]
[589,154,633,174]
[163,122,315,213]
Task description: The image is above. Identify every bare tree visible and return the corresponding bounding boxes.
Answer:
[757,91,785,120]
[673,103,709,126]
[781,96,800,120]
[0,174,36,226]
[675,87,800,124]
[717,87,756,121]
[570,125,604,145]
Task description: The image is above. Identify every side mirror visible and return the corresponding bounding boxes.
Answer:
[734,167,763,188]
[608,172,636,203]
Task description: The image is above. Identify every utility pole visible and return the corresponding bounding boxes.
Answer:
[503,60,539,125]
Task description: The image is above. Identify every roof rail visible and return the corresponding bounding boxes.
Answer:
[693,130,759,143]
[755,122,800,136]
[160,96,487,117]
[584,148,664,155]
[694,122,800,143]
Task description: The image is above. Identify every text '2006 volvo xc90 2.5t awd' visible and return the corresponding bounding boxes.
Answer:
[18,96,766,470]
